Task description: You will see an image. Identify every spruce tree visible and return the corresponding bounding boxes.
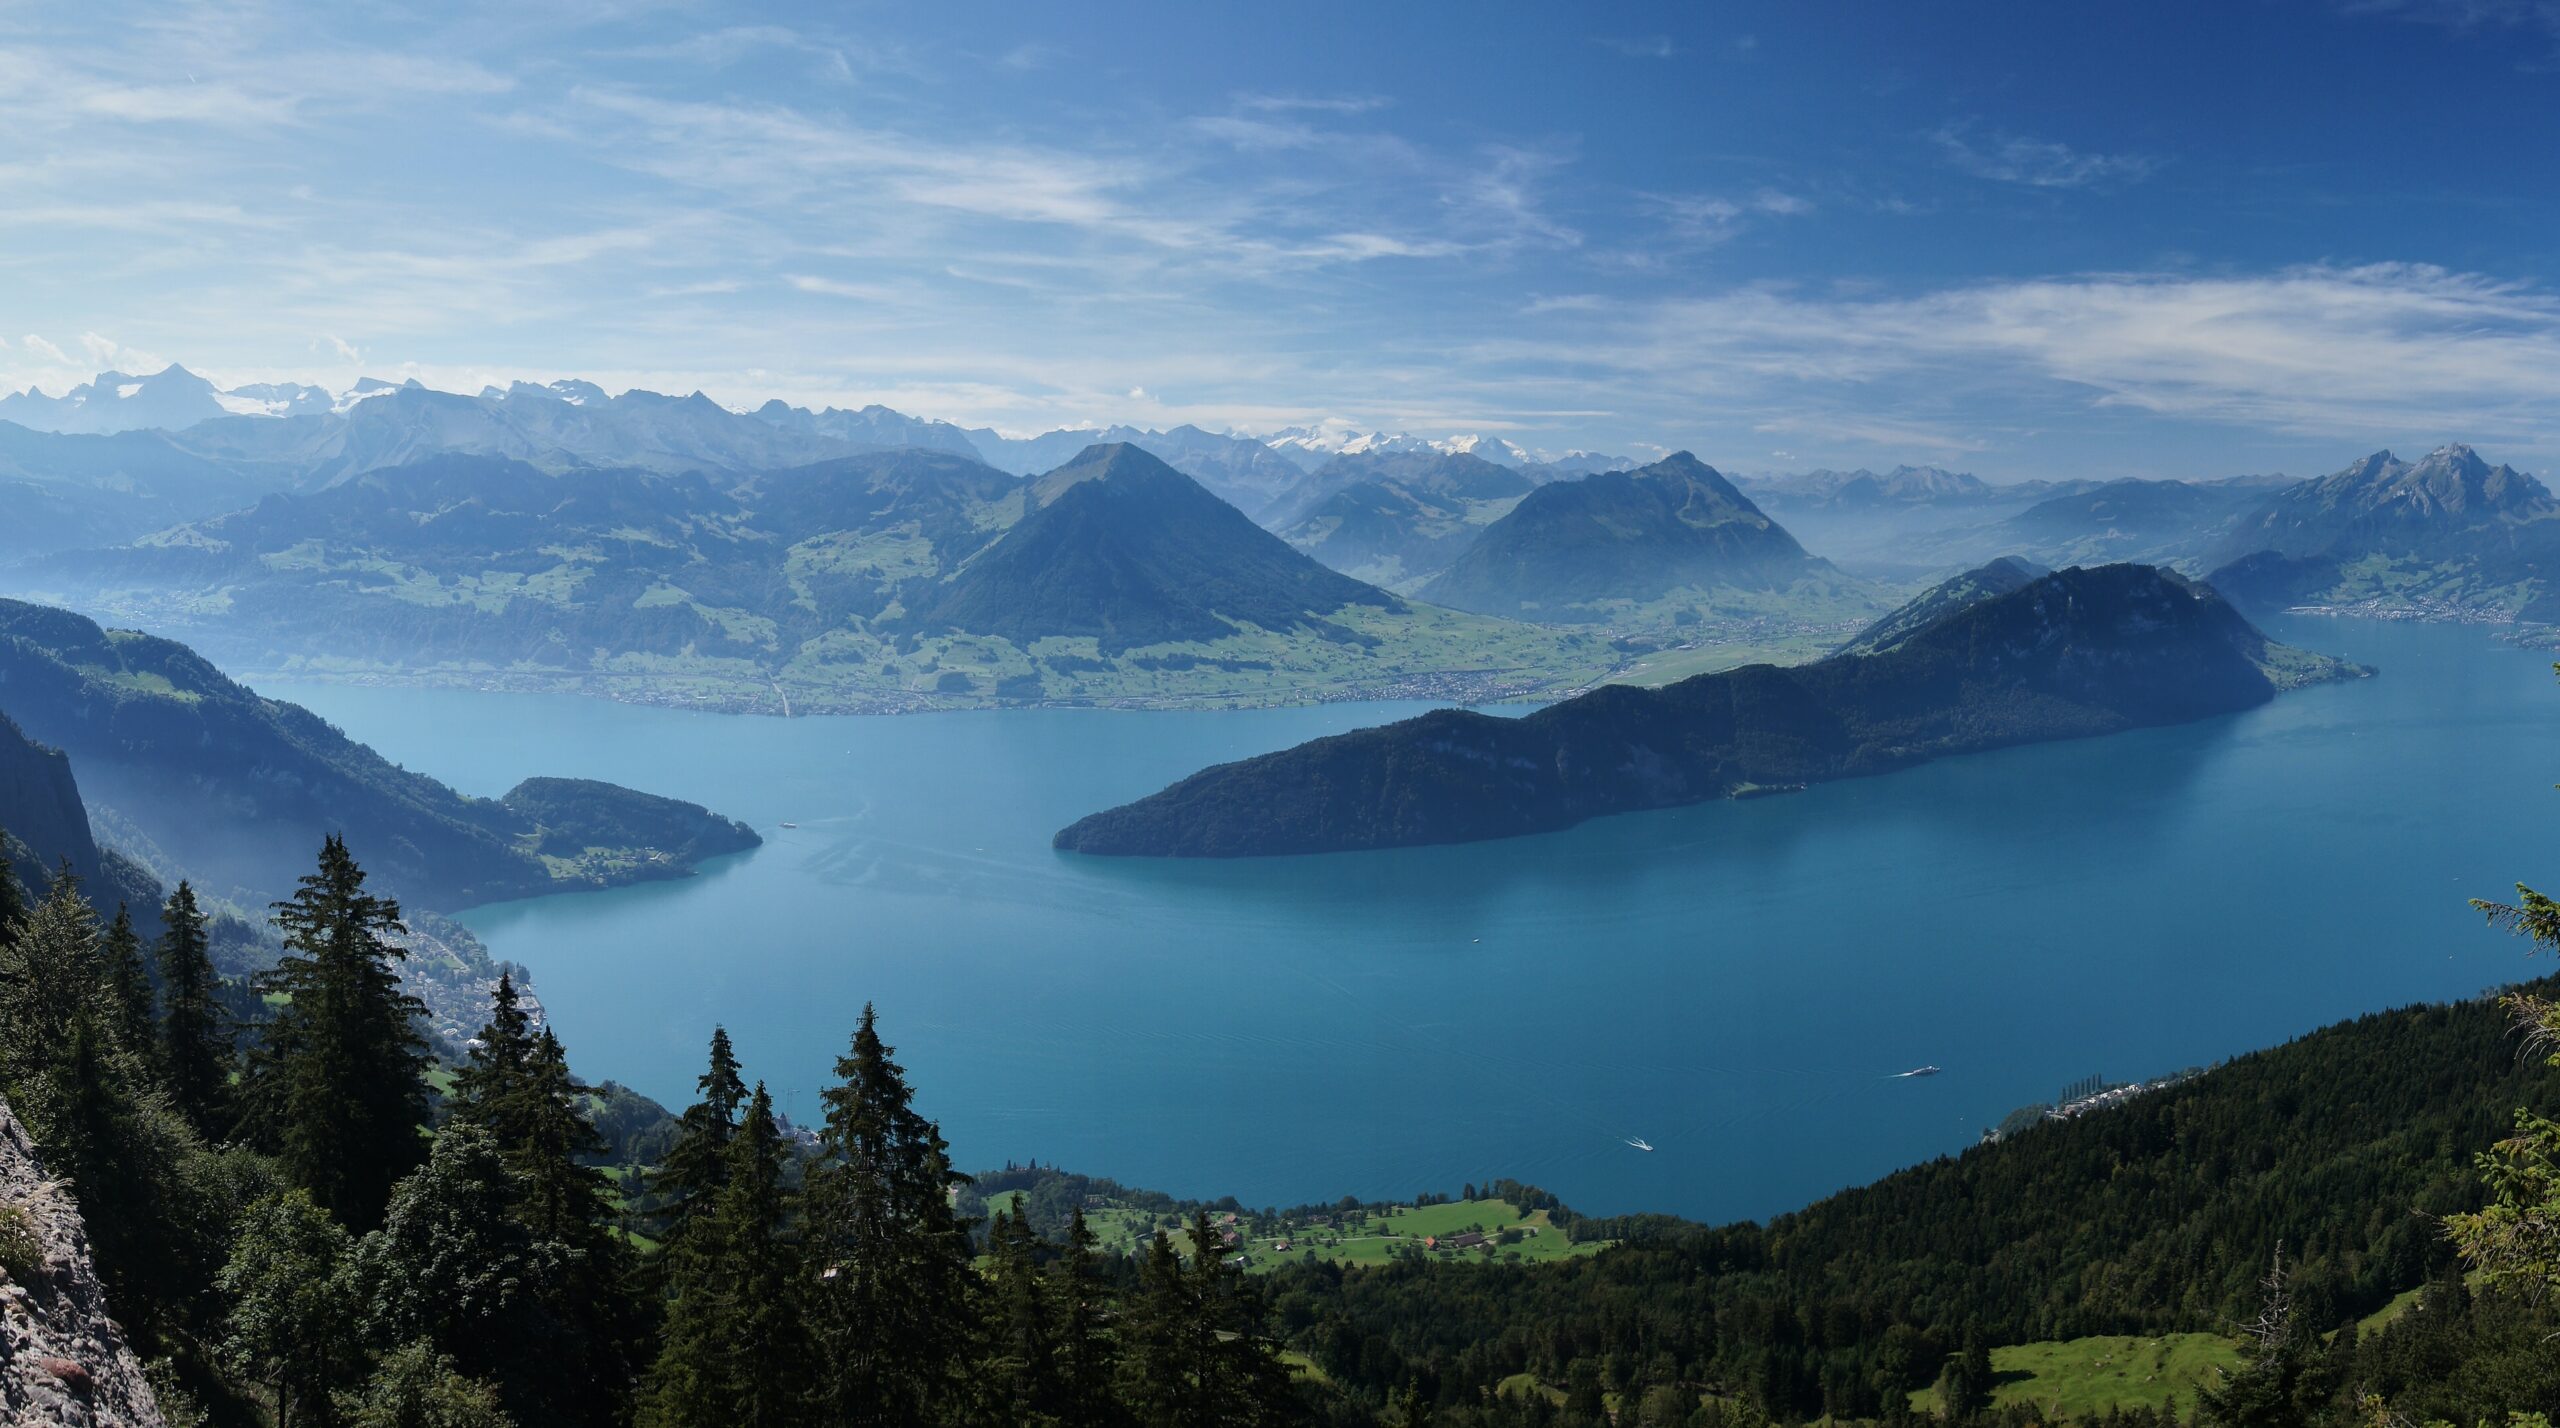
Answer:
[1049,1206,1119,1428]
[640,1081,811,1428]
[157,880,232,1139]
[806,1003,980,1427]
[0,840,24,934]
[101,902,158,1069]
[986,1205,1060,1423]
[443,986,636,1427]
[651,1025,747,1243]
[0,870,103,1115]
[448,970,534,1132]
[248,835,432,1231]
[1119,1229,1191,1428]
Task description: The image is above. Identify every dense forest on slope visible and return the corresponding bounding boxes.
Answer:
[0,598,755,907]
[1059,564,2360,857]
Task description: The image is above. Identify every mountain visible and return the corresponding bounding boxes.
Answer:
[2204,445,2560,616]
[1835,555,2048,656]
[0,365,230,435]
[0,598,758,907]
[1741,465,1992,508]
[1056,564,2359,857]
[28,446,1611,711]
[748,398,983,457]
[965,422,1310,516]
[1416,452,1828,620]
[0,710,101,897]
[1972,477,2268,568]
[912,443,1400,653]
[1275,455,1537,589]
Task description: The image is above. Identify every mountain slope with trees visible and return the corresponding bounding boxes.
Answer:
[0,598,756,908]
[1059,564,2359,857]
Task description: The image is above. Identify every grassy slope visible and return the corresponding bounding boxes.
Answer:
[1908,1334,2247,1418]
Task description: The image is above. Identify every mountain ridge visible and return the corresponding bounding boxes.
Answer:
[1056,564,2360,857]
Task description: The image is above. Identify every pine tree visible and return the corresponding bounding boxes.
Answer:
[640,1082,811,1428]
[248,835,432,1231]
[1118,1229,1190,1428]
[986,1205,1060,1424]
[1048,1207,1118,1428]
[101,902,158,1069]
[0,870,104,1117]
[448,971,534,1132]
[0,841,24,934]
[1181,1207,1291,1426]
[2197,1248,2313,1428]
[443,987,636,1427]
[651,1025,747,1243]
[806,1003,980,1427]
[156,880,232,1139]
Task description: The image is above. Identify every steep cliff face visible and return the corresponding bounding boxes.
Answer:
[0,710,101,896]
[0,1096,166,1427]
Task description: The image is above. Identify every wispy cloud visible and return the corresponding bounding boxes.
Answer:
[1594,35,1680,58]
[1933,122,2161,189]
[1493,263,2560,444]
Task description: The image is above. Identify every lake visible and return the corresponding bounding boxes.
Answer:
[260,615,2560,1225]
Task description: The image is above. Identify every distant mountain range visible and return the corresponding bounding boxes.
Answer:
[1056,564,2363,857]
[1271,451,1540,587]
[27,443,1612,712]
[0,364,1628,521]
[1418,453,1836,620]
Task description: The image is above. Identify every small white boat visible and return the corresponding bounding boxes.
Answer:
[779,821,800,829]
[1624,1136,1654,1152]
[1892,1065,1943,1078]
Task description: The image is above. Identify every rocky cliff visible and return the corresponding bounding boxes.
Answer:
[0,1095,165,1427]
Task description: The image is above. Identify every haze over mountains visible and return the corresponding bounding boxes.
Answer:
[7,363,2560,718]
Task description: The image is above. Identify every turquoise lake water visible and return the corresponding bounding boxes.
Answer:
[259,615,2560,1224]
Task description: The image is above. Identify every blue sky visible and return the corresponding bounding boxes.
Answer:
[7,0,2560,478]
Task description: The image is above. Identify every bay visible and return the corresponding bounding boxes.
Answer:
[258,616,2559,1224]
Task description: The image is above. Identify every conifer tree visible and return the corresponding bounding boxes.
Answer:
[248,835,432,1231]
[806,1003,980,1427]
[986,1205,1060,1423]
[1048,1206,1119,1428]
[651,1025,746,1242]
[1119,1229,1190,1428]
[443,985,636,1426]
[448,971,534,1131]
[0,870,103,1116]
[156,879,232,1138]
[0,842,23,934]
[101,902,158,1068]
[640,1081,811,1428]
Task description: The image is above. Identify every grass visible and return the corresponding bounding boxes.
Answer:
[1908,1334,2245,1419]
[1073,1196,1606,1275]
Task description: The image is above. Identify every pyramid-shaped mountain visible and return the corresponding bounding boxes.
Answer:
[1418,452,1822,619]
[910,443,1400,653]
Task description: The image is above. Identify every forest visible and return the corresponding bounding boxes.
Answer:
[4,822,2560,1427]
